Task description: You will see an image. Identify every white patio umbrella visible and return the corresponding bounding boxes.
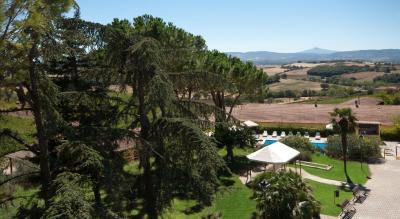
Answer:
[246,141,300,164]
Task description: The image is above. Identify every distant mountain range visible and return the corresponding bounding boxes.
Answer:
[227,48,400,65]
[298,47,336,54]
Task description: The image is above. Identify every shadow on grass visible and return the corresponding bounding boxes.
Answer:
[225,155,259,175]
[183,203,204,215]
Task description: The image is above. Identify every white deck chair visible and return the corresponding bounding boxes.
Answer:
[262,130,268,137]
[315,132,321,140]
[272,131,277,138]
[280,131,286,137]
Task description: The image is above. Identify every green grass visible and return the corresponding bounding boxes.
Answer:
[0,115,36,156]
[163,176,256,219]
[218,147,256,157]
[0,100,18,109]
[306,180,353,216]
[0,115,36,143]
[303,153,370,185]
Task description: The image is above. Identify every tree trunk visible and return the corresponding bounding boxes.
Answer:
[341,132,352,184]
[92,176,102,207]
[136,78,157,219]
[28,40,51,207]
[226,145,234,160]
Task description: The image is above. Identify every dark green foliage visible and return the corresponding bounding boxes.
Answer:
[251,171,320,219]
[320,83,329,90]
[381,118,400,141]
[281,136,314,161]
[326,135,381,161]
[307,64,371,77]
[373,73,400,84]
[265,74,280,84]
[376,92,400,105]
[380,127,400,141]
[42,172,92,219]
[214,124,256,159]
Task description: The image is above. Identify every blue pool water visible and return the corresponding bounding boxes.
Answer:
[263,139,327,149]
[263,139,278,145]
[311,142,327,149]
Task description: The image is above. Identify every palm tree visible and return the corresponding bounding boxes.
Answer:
[330,108,357,184]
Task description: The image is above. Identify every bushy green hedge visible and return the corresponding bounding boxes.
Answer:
[326,135,381,161]
[255,125,335,138]
[381,127,400,141]
[281,136,315,161]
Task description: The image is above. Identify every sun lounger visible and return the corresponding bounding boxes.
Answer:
[352,185,368,202]
[272,131,277,138]
[339,199,356,217]
[280,131,286,137]
[315,132,321,140]
[304,132,309,138]
[288,131,293,136]
[262,130,268,137]
[296,131,301,137]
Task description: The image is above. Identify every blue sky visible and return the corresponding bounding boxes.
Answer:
[75,0,400,52]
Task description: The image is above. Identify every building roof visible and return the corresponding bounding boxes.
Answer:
[246,142,300,164]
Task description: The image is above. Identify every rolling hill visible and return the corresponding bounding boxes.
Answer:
[227,49,400,65]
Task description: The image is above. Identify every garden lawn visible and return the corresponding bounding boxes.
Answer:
[0,115,35,143]
[303,153,370,185]
[163,176,256,219]
[0,115,36,156]
[306,180,353,216]
[218,147,256,157]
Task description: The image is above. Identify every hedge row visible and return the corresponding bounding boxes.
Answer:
[254,125,335,137]
[381,127,400,141]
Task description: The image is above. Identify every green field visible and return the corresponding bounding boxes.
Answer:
[303,153,370,185]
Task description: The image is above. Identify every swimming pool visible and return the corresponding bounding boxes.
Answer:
[311,142,327,149]
[263,139,278,145]
[263,139,327,149]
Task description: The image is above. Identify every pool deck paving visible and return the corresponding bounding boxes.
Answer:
[351,142,400,219]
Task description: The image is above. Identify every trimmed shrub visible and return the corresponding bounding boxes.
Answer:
[381,127,400,141]
[281,136,314,161]
[326,135,381,161]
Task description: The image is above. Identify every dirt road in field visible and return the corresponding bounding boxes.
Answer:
[231,97,400,125]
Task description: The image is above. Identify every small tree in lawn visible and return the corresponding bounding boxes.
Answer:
[252,171,320,219]
[213,124,256,160]
[330,108,357,184]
